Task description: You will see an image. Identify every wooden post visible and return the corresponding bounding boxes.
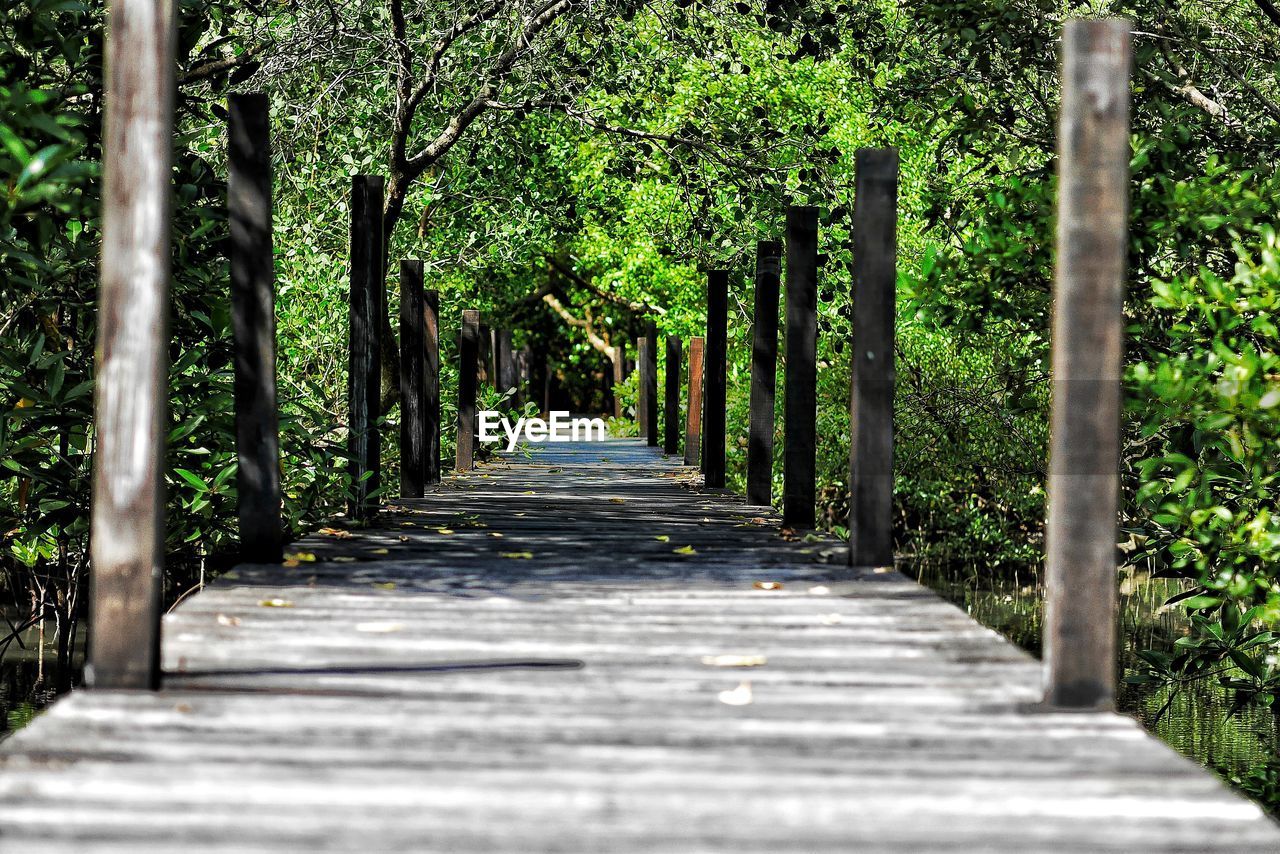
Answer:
[479,323,493,388]
[704,271,728,488]
[637,336,651,438]
[228,93,282,563]
[496,329,516,396]
[456,310,480,471]
[612,342,626,419]
[664,336,682,455]
[399,261,425,498]
[783,206,819,526]
[1043,19,1131,711]
[684,337,705,468]
[746,240,782,506]
[88,0,176,690]
[424,289,441,484]
[347,175,383,521]
[848,150,899,568]
[641,319,659,446]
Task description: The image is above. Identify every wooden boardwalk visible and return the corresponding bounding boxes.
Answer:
[1,438,1277,852]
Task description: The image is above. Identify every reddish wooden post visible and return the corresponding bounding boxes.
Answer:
[88,0,176,690]
[228,92,282,563]
[399,260,425,498]
[612,342,626,419]
[1043,19,1131,711]
[424,289,441,484]
[684,337,705,468]
[704,271,728,488]
[746,240,782,506]
[456,310,480,471]
[783,206,819,527]
[848,150,898,568]
[347,175,384,521]
[664,336,682,455]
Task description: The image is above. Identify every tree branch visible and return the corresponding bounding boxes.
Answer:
[542,292,613,355]
[547,256,666,316]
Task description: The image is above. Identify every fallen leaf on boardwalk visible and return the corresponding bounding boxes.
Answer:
[819,613,844,625]
[174,703,193,714]
[753,581,784,591]
[701,654,767,668]
[215,613,241,627]
[522,490,537,495]
[436,528,455,535]
[654,535,670,542]
[500,551,534,559]
[370,548,390,555]
[514,512,527,517]
[808,585,831,595]
[258,598,294,608]
[778,528,800,542]
[372,581,397,590]
[398,536,410,542]
[609,498,626,504]
[400,522,417,528]
[673,545,697,555]
[318,527,352,539]
[356,621,404,633]
[490,532,504,538]
[283,551,316,567]
[718,681,753,706]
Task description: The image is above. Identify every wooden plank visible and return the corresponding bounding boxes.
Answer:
[399,261,425,498]
[347,175,384,521]
[1043,19,1132,711]
[228,92,282,564]
[747,240,782,507]
[848,150,898,568]
[642,320,659,446]
[456,310,480,471]
[88,0,177,689]
[684,337,705,468]
[664,336,682,455]
[424,289,441,484]
[704,271,729,488]
[783,206,818,527]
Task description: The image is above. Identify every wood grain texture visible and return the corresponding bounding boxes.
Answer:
[89,0,176,689]
[229,92,282,564]
[747,241,782,507]
[1043,20,1131,711]
[685,337,705,468]
[848,150,898,568]
[783,206,819,527]
[3,439,1277,851]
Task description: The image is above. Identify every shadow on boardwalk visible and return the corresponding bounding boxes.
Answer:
[0,439,1277,852]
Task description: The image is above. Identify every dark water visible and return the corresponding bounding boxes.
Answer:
[907,560,1280,809]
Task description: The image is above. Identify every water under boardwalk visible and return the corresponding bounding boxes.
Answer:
[0,439,1277,852]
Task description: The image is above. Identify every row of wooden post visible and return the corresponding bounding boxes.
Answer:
[89,16,1128,716]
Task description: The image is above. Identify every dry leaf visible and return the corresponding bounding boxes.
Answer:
[654,535,670,542]
[808,585,831,595]
[672,545,697,555]
[753,581,784,591]
[718,681,753,706]
[609,498,626,504]
[701,654,767,668]
[318,527,352,539]
[436,528,455,535]
[372,581,397,590]
[490,532,504,538]
[500,551,534,559]
[215,613,241,627]
[258,598,294,608]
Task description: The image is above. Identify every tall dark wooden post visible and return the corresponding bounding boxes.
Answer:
[399,260,425,498]
[747,240,782,506]
[88,0,176,690]
[848,150,899,568]
[347,175,384,521]
[424,289,441,484]
[612,342,626,419]
[664,336,682,455]
[637,336,651,437]
[1043,19,1131,711]
[457,310,480,471]
[228,93,282,563]
[704,271,728,488]
[783,206,819,526]
[642,319,659,446]
[685,337,705,468]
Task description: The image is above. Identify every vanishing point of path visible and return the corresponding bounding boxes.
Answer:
[1,439,1277,852]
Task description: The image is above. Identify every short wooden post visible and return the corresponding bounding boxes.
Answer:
[684,337,705,468]
[783,206,819,526]
[228,93,282,563]
[612,342,626,418]
[88,0,176,690]
[496,329,516,396]
[1043,19,1131,711]
[746,240,782,506]
[399,260,425,498]
[704,271,728,488]
[479,323,493,387]
[664,336,682,454]
[424,289,441,484]
[642,319,659,446]
[848,149,899,567]
[347,175,384,521]
[456,310,480,471]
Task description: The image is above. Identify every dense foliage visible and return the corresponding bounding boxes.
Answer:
[3,0,1279,807]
